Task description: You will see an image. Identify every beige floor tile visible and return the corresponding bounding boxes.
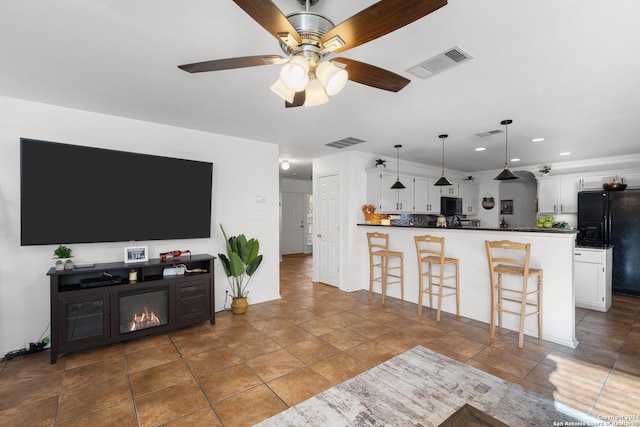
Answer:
[213,384,287,426]
[268,367,332,406]
[57,374,131,423]
[56,400,137,427]
[0,395,58,427]
[246,348,305,382]
[286,336,340,364]
[184,346,242,377]
[347,340,400,367]
[135,380,209,427]
[227,333,282,360]
[319,327,369,351]
[130,359,193,396]
[172,331,226,357]
[311,352,370,385]
[197,363,263,403]
[125,342,181,374]
[0,371,62,411]
[162,407,222,427]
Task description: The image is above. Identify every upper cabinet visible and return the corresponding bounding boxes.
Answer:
[367,170,415,213]
[580,174,617,191]
[367,170,478,215]
[458,182,479,215]
[621,173,640,188]
[538,177,579,214]
[414,176,442,214]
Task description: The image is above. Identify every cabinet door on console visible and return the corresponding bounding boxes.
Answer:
[59,292,111,346]
[175,278,211,326]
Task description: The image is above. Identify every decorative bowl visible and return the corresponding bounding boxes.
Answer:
[603,181,627,191]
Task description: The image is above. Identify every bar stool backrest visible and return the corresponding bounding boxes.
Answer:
[415,235,445,263]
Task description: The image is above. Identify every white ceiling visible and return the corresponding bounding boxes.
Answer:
[2,1,640,180]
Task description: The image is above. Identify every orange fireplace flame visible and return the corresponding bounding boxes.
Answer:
[128,307,161,332]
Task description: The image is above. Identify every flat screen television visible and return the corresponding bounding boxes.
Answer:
[20,138,213,246]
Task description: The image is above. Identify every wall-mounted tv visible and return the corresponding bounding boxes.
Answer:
[20,138,213,246]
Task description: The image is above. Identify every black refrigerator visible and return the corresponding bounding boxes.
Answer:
[577,189,640,296]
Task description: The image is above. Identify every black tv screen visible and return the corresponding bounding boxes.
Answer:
[20,138,213,246]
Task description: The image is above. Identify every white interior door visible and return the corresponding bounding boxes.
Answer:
[317,174,340,287]
[282,192,305,255]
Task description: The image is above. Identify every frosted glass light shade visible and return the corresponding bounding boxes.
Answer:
[304,79,329,106]
[280,56,309,92]
[270,78,295,103]
[316,61,348,96]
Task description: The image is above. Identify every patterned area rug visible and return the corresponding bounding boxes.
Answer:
[256,346,604,427]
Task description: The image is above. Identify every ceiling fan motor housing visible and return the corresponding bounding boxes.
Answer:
[280,12,335,62]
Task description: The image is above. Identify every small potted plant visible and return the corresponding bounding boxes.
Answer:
[218,224,263,314]
[374,159,387,168]
[53,245,73,270]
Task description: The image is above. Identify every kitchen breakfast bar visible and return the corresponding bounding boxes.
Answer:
[357,224,579,348]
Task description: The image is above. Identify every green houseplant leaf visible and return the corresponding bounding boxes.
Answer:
[218,224,263,299]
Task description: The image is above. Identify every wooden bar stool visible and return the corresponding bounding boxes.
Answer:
[485,240,543,348]
[414,235,460,321]
[367,232,404,305]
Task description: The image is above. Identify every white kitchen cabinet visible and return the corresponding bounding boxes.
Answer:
[538,177,579,214]
[458,182,479,215]
[414,176,441,214]
[366,170,414,213]
[621,172,640,188]
[580,174,617,191]
[441,183,458,197]
[574,247,612,312]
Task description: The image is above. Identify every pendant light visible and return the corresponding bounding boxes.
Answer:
[390,144,406,189]
[434,134,453,186]
[494,119,519,180]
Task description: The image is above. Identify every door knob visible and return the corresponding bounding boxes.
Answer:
[317,234,322,238]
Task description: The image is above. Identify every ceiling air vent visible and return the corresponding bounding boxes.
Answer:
[407,45,474,79]
[476,129,504,137]
[325,137,366,149]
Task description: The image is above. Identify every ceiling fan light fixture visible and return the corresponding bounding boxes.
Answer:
[304,79,329,106]
[280,56,309,92]
[316,61,348,96]
[270,78,295,103]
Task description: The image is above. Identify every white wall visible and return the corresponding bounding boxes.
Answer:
[0,96,280,356]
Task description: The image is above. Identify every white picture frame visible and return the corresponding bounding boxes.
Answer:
[124,246,148,263]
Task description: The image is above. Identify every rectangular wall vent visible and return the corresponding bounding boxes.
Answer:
[476,129,504,137]
[326,137,366,149]
[407,45,474,80]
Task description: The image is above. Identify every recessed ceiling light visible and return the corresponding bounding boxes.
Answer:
[510,158,520,162]
[531,138,545,142]
[559,152,571,156]
[475,147,486,151]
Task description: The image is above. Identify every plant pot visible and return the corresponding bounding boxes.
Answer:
[55,261,64,271]
[64,259,74,270]
[231,297,248,315]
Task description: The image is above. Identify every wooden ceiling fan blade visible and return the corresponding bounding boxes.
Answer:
[178,55,284,73]
[321,0,447,53]
[233,0,302,46]
[285,91,305,108]
[334,58,410,92]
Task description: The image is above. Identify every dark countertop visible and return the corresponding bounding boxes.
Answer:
[357,223,578,234]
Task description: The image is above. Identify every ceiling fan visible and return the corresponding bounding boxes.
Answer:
[178,0,447,107]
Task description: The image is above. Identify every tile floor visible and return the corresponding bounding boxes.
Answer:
[1,254,640,426]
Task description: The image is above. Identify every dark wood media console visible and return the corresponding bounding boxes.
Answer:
[47,253,215,364]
